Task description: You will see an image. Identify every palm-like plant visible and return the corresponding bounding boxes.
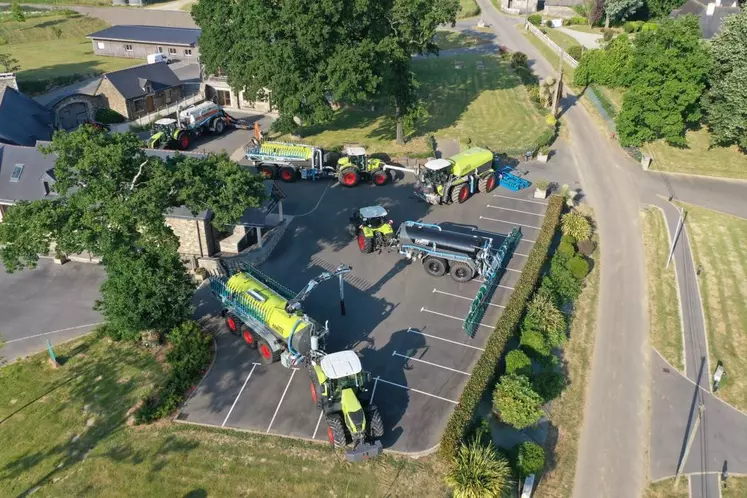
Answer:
[445,437,514,498]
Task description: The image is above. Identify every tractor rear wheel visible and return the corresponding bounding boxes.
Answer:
[326,413,349,447]
[224,312,240,335]
[478,175,489,192]
[213,117,225,134]
[255,337,279,365]
[423,257,448,277]
[450,262,475,283]
[366,404,385,439]
[279,167,297,182]
[258,165,276,179]
[373,169,391,186]
[240,326,258,349]
[357,234,373,254]
[485,174,498,192]
[450,184,470,204]
[339,167,360,188]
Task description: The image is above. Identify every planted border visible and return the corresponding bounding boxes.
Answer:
[439,195,564,459]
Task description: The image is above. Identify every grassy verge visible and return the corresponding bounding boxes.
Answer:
[641,207,684,372]
[434,30,491,50]
[534,231,600,498]
[17,0,109,5]
[458,0,480,18]
[521,29,576,82]
[0,336,450,496]
[723,476,747,497]
[643,478,689,498]
[643,129,747,180]
[281,54,548,157]
[676,202,747,410]
[542,27,582,53]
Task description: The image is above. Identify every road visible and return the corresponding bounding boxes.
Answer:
[475,2,649,496]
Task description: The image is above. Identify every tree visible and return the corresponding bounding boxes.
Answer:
[445,437,514,498]
[604,0,643,27]
[647,0,687,18]
[703,10,747,150]
[506,349,532,376]
[516,441,546,477]
[11,0,25,22]
[493,374,545,429]
[616,16,711,146]
[0,53,20,73]
[561,212,592,241]
[573,35,633,88]
[586,0,605,26]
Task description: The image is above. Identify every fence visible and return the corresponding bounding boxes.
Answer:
[524,23,579,68]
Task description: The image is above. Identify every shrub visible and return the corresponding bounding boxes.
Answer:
[520,328,551,357]
[641,22,658,32]
[602,29,614,41]
[527,14,542,26]
[517,441,546,476]
[562,18,571,26]
[577,239,596,257]
[547,259,581,304]
[493,374,545,429]
[560,234,577,246]
[545,114,557,127]
[558,241,576,259]
[524,292,566,348]
[568,255,590,280]
[95,108,126,124]
[506,349,532,375]
[446,438,514,498]
[532,362,566,402]
[570,16,588,25]
[511,51,529,69]
[567,45,583,62]
[624,20,644,33]
[527,83,542,110]
[561,211,592,240]
[439,196,564,459]
[535,126,557,148]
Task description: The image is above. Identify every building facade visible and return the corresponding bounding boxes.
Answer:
[87,25,200,62]
[94,63,183,120]
[202,75,273,113]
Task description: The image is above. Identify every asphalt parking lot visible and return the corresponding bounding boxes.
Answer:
[179,171,549,454]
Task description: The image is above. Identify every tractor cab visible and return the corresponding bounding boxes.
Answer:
[421,158,453,185]
[342,146,368,169]
[351,205,390,230]
[319,350,370,401]
[349,206,395,253]
[153,117,179,135]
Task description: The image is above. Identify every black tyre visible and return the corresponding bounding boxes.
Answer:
[339,167,360,187]
[450,262,475,283]
[348,224,358,237]
[258,165,276,179]
[373,169,391,186]
[309,380,324,410]
[326,413,348,447]
[357,233,373,254]
[239,325,258,349]
[279,167,297,182]
[478,175,489,192]
[176,131,190,150]
[224,311,240,335]
[213,117,225,134]
[450,184,470,204]
[366,404,385,439]
[255,336,280,365]
[423,257,447,277]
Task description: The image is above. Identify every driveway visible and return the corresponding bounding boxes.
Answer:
[0,259,104,363]
[557,27,603,50]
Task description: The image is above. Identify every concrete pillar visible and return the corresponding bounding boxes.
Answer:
[256,227,263,248]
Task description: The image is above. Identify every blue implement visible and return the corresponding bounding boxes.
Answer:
[497,166,531,192]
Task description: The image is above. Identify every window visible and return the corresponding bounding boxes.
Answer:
[97,41,105,49]
[157,46,163,53]
[43,182,51,196]
[184,49,192,57]
[124,44,133,52]
[168,48,177,55]
[10,164,24,183]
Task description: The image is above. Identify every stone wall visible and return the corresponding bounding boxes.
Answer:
[165,216,216,258]
[95,78,129,118]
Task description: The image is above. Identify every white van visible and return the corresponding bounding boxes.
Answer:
[147,53,172,65]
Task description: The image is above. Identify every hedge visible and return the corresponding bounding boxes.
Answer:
[439,195,564,459]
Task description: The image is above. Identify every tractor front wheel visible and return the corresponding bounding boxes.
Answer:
[450,262,475,283]
[373,169,391,186]
[423,257,448,277]
[225,312,240,335]
[366,404,385,439]
[255,337,279,365]
[309,380,323,410]
[279,167,297,182]
[450,184,470,204]
[486,174,498,192]
[339,168,360,188]
[177,132,190,150]
[358,234,373,254]
[326,413,349,447]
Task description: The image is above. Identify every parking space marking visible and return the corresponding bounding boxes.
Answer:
[266,368,299,433]
[370,376,380,404]
[311,411,324,439]
[433,288,504,308]
[222,362,261,427]
[376,377,458,404]
[473,279,515,291]
[479,216,542,230]
[486,205,545,217]
[492,194,548,205]
[393,350,471,375]
[421,307,493,329]
[505,268,522,273]
[407,328,485,351]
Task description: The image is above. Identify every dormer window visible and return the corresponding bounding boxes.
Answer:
[10,164,24,183]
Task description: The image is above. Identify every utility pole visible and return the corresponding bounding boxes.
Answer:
[666,207,686,269]
[675,403,705,487]
[552,48,564,118]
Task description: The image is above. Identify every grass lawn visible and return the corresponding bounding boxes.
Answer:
[641,207,684,372]
[522,29,576,82]
[543,27,582,52]
[0,336,450,497]
[676,202,747,410]
[434,30,491,50]
[17,0,109,4]
[534,233,600,498]
[0,14,136,85]
[643,478,689,498]
[643,128,747,180]
[282,54,548,157]
[458,0,480,18]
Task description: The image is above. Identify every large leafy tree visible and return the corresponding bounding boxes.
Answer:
[604,0,643,27]
[703,10,747,150]
[616,16,711,146]
[647,0,688,18]
[192,0,458,142]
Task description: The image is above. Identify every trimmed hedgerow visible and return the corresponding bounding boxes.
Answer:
[439,195,564,459]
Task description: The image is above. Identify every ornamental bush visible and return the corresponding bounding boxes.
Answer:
[532,364,567,402]
[527,14,542,26]
[558,241,576,259]
[561,211,592,241]
[506,349,532,375]
[511,51,529,69]
[520,328,551,357]
[493,374,544,429]
[517,441,546,476]
[568,255,590,280]
[561,234,577,246]
[567,45,583,62]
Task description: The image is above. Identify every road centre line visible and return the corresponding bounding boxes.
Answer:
[393,350,471,375]
[486,204,545,217]
[407,328,485,351]
[311,411,324,439]
[4,322,103,343]
[222,363,261,427]
[492,193,548,205]
[421,307,493,329]
[479,216,542,230]
[266,368,299,433]
[432,288,504,308]
[375,377,458,404]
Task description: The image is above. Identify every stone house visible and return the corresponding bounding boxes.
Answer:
[500,0,540,14]
[87,25,200,62]
[0,75,55,147]
[94,62,183,120]
[671,0,740,39]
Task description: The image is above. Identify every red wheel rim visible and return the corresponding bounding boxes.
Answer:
[260,344,272,360]
[374,173,386,185]
[310,381,317,403]
[280,169,292,181]
[327,427,334,444]
[243,330,253,344]
[487,176,496,191]
[227,317,236,331]
[342,172,356,185]
[180,135,189,149]
[459,185,469,201]
[357,234,366,250]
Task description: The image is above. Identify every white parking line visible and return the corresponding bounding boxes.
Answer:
[393,350,471,375]
[370,376,380,404]
[473,279,516,291]
[407,328,485,351]
[266,368,299,433]
[433,288,504,308]
[486,204,545,217]
[513,252,529,257]
[421,307,493,329]
[505,268,522,273]
[376,377,458,404]
[222,363,261,427]
[311,411,324,439]
[492,194,548,205]
[4,322,103,343]
[479,216,542,230]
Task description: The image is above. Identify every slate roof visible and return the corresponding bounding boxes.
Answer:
[0,87,54,147]
[0,144,57,204]
[101,62,182,100]
[671,0,741,39]
[86,25,201,47]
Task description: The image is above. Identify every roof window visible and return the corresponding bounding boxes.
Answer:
[10,164,24,183]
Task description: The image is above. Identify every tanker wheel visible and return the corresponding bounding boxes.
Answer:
[450,184,470,204]
[365,404,385,439]
[309,380,323,410]
[258,165,276,179]
[279,167,297,182]
[339,167,360,187]
[449,262,475,283]
[224,312,240,335]
[478,175,489,193]
[240,326,258,349]
[373,169,391,186]
[213,117,225,134]
[485,174,498,192]
[177,132,190,150]
[423,256,447,277]
[326,413,349,447]
[357,234,373,254]
[255,337,279,365]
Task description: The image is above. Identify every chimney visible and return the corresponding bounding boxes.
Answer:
[715,0,722,6]
[0,73,18,91]
[706,2,716,15]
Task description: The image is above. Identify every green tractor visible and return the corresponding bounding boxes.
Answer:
[337,146,392,187]
[348,205,395,253]
[147,118,190,150]
[309,351,384,461]
[415,147,498,205]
